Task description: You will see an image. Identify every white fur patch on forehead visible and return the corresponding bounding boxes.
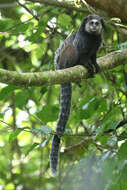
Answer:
[87,15,101,22]
[91,19,99,22]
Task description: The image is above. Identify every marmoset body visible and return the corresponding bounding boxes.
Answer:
[50,15,105,176]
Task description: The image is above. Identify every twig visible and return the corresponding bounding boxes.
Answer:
[104,119,127,133]
[64,138,91,152]
[17,0,39,21]
[81,0,96,14]
[0,120,12,128]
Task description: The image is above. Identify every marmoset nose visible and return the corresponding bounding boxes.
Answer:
[93,25,96,30]
[91,25,96,31]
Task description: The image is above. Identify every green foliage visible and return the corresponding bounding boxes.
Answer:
[0,1,127,190]
[62,153,126,190]
[37,105,59,122]
[0,85,19,100]
[58,14,72,29]
[25,142,40,156]
[9,128,22,142]
[31,126,52,135]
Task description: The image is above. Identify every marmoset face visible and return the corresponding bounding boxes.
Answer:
[85,15,103,35]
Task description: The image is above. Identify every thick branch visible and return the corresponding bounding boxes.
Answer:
[85,0,127,23]
[0,49,126,87]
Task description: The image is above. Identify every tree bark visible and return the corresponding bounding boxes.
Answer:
[85,0,127,23]
[0,49,126,86]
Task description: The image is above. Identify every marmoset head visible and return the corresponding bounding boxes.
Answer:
[81,15,105,35]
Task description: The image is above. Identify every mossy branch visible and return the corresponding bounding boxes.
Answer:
[0,49,127,87]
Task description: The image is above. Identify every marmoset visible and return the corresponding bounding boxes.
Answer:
[50,14,105,176]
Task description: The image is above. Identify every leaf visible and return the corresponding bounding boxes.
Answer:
[25,143,40,156]
[0,113,4,118]
[78,97,100,119]
[0,19,14,32]
[31,126,52,135]
[15,91,29,109]
[101,151,111,162]
[41,139,48,147]
[58,14,72,28]
[9,129,22,143]
[0,85,18,100]
[97,106,121,135]
[38,126,52,135]
[28,26,42,42]
[82,97,95,110]
[40,87,48,95]
[118,142,127,159]
[37,105,59,122]
[118,131,127,141]
[11,23,29,33]
[107,135,117,147]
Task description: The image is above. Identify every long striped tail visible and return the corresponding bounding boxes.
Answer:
[50,83,72,176]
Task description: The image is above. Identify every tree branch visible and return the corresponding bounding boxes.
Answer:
[0,49,127,87]
[17,0,39,21]
[26,0,87,13]
[0,3,17,8]
[85,0,127,23]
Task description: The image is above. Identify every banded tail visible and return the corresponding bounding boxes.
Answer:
[50,83,72,176]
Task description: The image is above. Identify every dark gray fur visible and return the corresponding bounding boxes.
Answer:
[50,15,105,176]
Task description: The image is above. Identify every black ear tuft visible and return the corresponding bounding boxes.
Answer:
[79,17,88,32]
[82,17,88,25]
[101,18,106,30]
